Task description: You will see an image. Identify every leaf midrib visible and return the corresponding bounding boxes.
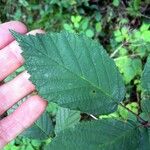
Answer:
[34,122,50,138]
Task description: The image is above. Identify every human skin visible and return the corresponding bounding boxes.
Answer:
[0,21,47,149]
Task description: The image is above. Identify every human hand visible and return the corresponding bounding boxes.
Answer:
[0,21,47,149]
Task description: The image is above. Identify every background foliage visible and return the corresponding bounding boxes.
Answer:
[0,0,149,149]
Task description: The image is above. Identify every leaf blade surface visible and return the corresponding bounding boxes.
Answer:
[47,119,140,150]
[12,31,125,114]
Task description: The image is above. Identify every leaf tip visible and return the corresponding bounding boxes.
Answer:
[10,29,24,42]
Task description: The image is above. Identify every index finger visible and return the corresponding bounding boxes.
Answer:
[0,21,27,49]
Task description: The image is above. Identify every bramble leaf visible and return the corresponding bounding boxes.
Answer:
[46,119,140,150]
[11,30,125,115]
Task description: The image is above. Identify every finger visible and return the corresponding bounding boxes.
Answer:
[0,29,45,81]
[0,21,27,49]
[0,71,35,115]
[0,95,47,148]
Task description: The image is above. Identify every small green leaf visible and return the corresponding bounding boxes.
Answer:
[95,22,102,32]
[114,29,122,36]
[71,16,76,23]
[112,0,120,7]
[63,23,74,32]
[119,48,127,56]
[21,112,53,140]
[142,31,150,42]
[140,22,150,32]
[121,27,128,35]
[85,29,94,37]
[133,0,141,11]
[115,57,142,84]
[76,16,82,22]
[81,19,89,30]
[55,107,80,134]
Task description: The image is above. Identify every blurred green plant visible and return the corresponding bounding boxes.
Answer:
[4,138,43,150]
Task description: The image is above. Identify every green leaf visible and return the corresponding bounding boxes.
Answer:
[76,16,82,22]
[115,57,142,84]
[112,0,120,7]
[140,22,150,32]
[142,31,150,42]
[21,112,53,140]
[11,30,125,115]
[55,107,80,134]
[141,56,150,92]
[119,48,127,56]
[81,18,89,30]
[85,29,94,37]
[63,23,74,32]
[95,22,102,32]
[141,99,150,121]
[71,16,76,23]
[133,0,141,11]
[47,119,140,150]
[139,127,150,150]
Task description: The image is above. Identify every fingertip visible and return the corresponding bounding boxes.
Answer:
[9,21,27,32]
[27,29,45,35]
[0,21,28,49]
[27,95,48,110]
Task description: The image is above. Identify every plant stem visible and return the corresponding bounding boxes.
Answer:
[141,14,150,19]
[90,114,98,120]
[110,43,125,58]
[146,122,150,127]
[119,103,147,124]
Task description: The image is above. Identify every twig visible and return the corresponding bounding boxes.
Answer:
[114,53,141,61]
[141,14,150,20]
[138,122,150,128]
[119,103,147,124]
[90,114,98,120]
[110,43,125,58]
